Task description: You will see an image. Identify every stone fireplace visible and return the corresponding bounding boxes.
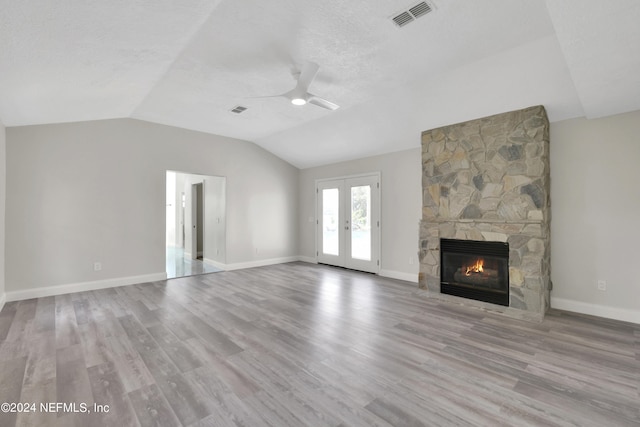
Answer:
[419,106,550,321]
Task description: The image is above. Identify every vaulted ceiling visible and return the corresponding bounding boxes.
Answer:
[1,0,639,168]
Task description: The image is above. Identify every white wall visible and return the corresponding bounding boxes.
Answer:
[165,171,177,247]
[0,119,5,311]
[299,148,422,282]
[174,172,186,248]
[5,119,298,296]
[550,110,640,323]
[203,175,226,264]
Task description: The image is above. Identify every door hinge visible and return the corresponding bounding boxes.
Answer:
[377,220,380,227]
[316,251,319,256]
[377,182,379,189]
[377,260,380,266]
[316,188,319,194]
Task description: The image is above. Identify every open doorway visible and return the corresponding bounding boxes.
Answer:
[191,182,204,260]
[166,171,227,279]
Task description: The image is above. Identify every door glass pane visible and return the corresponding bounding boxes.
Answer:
[322,188,340,256]
[351,185,371,260]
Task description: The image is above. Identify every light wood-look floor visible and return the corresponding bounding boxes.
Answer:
[0,262,638,426]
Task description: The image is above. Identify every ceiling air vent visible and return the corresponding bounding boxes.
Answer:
[392,11,414,27]
[391,1,433,28]
[230,105,248,114]
[409,2,432,19]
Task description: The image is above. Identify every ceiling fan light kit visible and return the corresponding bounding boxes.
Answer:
[262,61,339,111]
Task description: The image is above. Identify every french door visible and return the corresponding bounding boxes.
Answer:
[316,174,380,273]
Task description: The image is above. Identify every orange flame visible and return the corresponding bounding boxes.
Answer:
[464,259,484,276]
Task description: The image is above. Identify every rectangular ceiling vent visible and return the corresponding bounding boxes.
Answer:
[392,11,414,27]
[230,105,248,114]
[409,2,432,18]
[392,2,433,28]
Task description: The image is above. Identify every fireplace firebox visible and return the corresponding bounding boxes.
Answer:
[440,239,509,306]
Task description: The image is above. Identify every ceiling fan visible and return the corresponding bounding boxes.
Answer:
[263,61,340,111]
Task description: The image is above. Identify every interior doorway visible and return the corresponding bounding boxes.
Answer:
[191,182,204,260]
[316,173,380,273]
[166,171,227,279]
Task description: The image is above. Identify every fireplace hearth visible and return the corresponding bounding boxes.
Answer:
[440,238,509,306]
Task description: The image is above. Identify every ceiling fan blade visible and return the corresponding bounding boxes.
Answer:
[248,88,294,100]
[297,61,320,92]
[251,95,285,99]
[308,95,340,111]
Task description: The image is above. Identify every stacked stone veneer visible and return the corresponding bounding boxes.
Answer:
[419,106,550,317]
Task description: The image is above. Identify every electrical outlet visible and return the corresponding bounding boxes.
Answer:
[597,280,607,291]
[93,262,102,272]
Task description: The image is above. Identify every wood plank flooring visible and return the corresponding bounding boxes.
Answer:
[0,262,638,426]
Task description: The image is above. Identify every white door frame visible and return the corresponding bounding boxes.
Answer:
[315,172,381,274]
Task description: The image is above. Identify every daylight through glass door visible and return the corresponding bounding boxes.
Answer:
[316,174,379,273]
[350,185,371,261]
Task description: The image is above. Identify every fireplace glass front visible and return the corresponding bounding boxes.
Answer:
[440,238,509,306]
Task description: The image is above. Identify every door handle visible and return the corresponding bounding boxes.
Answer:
[345,226,349,230]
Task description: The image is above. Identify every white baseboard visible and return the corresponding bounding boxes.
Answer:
[5,272,168,302]
[0,292,6,313]
[203,258,226,270]
[379,269,419,283]
[551,297,640,325]
[201,255,316,272]
[295,259,417,283]
[222,256,300,271]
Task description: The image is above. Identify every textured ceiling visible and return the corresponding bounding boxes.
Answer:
[1,0,639,168]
